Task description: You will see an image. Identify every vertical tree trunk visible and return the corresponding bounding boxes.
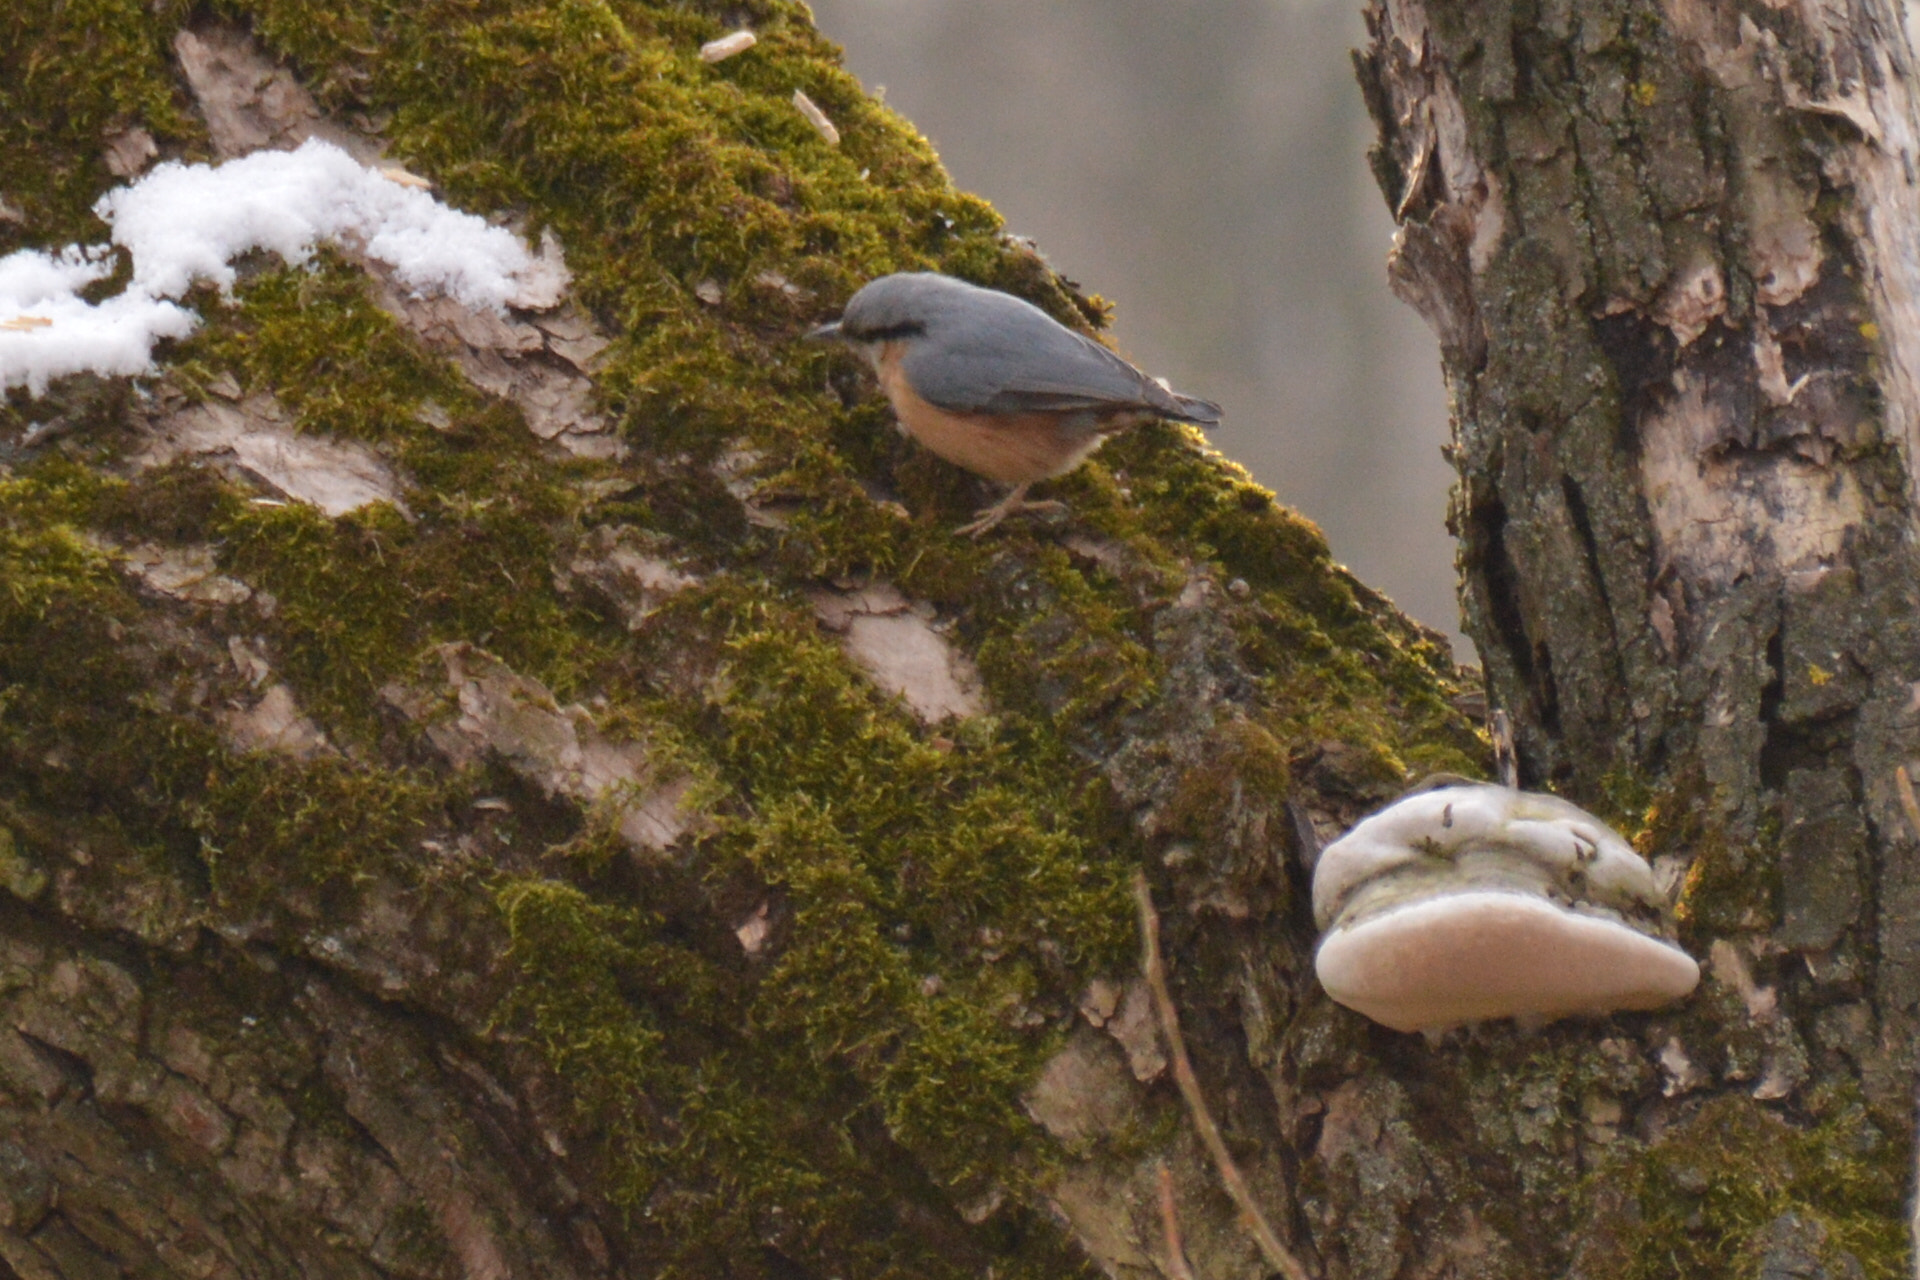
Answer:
[1347,0,1920,1273]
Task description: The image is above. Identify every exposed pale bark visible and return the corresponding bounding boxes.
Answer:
[1349,0,1920,1274]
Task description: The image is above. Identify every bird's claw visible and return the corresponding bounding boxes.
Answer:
[955,495,1068,539]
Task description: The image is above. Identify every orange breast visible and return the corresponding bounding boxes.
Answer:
[873,342,1111,485]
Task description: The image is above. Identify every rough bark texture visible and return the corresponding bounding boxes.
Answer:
[1354,0,1920,1275]
[11,0,1910,1277]
[0,4,1485,1280]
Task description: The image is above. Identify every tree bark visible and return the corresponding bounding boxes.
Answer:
[1350,0,1920,1274]
[6,1,1913,1278]
[0,4,1480,1279]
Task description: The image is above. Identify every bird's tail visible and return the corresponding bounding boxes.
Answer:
[1167,391,1223,427]
[1144,375,1222,426]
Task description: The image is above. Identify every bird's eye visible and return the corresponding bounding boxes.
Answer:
[851,320,926,342]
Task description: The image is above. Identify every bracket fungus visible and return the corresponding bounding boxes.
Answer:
[1312,781,1700,1034]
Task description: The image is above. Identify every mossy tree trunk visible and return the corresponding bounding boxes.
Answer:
[0,3,1484,1279]
[1348,0,1920,1274]
[6,0,1911,1278]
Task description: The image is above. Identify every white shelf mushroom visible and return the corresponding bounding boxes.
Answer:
[1312,781,1700,1034]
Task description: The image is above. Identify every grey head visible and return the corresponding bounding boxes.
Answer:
[807,271,973,347]
[809,271,1222,426]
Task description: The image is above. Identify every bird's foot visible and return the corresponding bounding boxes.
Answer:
[955,487,1067,538]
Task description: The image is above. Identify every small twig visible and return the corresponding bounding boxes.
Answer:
[1156,1163,1197,1280]
[1395,102,1437,220]
[1134,872,1314,1280]
[1896,766,1920,842]
[1490,709,1517,789]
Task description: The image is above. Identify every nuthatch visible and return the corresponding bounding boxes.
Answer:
[809,272,1222,536]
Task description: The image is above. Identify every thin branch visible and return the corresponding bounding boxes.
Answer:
[1133,871,1314,1280]
[1490,708,1517,789]
[1156,1163,1196,1280]
[1895,765,1920,843]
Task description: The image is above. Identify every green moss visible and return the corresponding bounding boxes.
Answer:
[498,853,1099,1278]
[0,0,197,245]
[384,1200,457,1272]
[1445,1033,1653,1232]
[0,824,47,901]
[1591,765,1658,838]
[0,468,161,846]
[497,877,676,1119]
[189,747,452,909]
[1166,718,1290,819]
[1579,1090,1910,1279]
[491,578,1132,1273]
[970,546,1163,728]
[92,458,245,545]
[0,0,1498,1273]
[183,255,478,446]
[1098,425,1480,771]
[1649,774,1778,940]
[0,458,470,930]
[216,463,610,740]
[0,464,122,622]
[697,577,1135,976]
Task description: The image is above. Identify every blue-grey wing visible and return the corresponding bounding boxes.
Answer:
[903,295,1220,425]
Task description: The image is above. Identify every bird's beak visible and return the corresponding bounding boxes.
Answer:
[805,319,844,342]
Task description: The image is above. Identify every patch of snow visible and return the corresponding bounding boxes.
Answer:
[1,138,566,396]
[0,248,198,395]
[101,139,558,309]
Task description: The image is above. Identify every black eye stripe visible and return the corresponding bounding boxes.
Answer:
[844,320,926,341]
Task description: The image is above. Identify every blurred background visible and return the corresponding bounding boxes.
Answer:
[807,0,1465,653]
